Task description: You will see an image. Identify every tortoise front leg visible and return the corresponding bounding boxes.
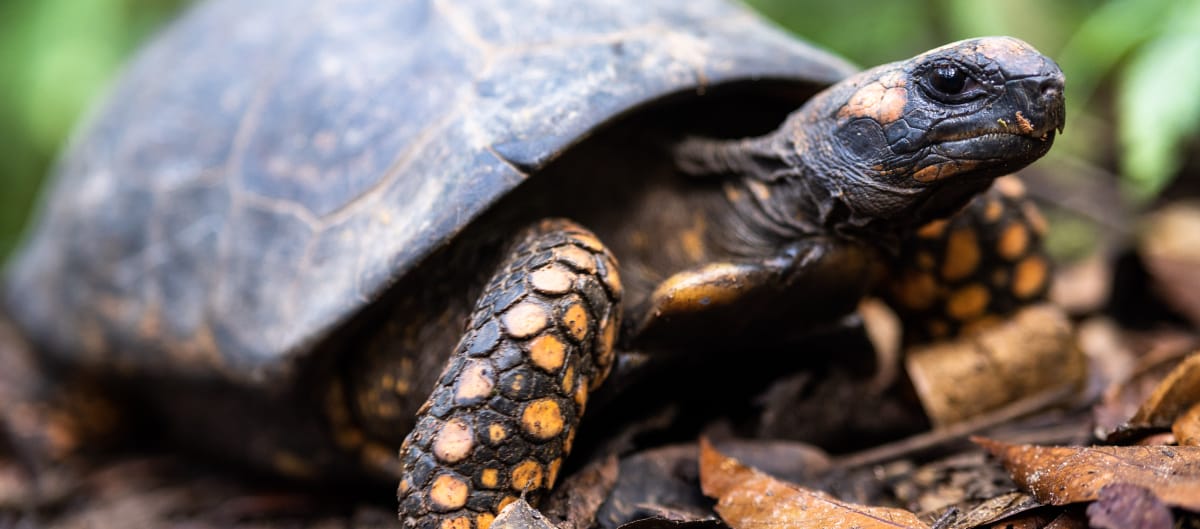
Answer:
[881,175,1052,341]
[397,219,622,529]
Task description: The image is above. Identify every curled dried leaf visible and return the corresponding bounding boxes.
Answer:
[699,438,929,529]
[1130,353,1200,428]
[1174,402,1200,446]
[974,437,1200,510]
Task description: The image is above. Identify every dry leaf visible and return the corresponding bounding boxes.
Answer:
[1130,353,1200,428]
[974,437,1200,510]
[699,438,929,529]
[544,455,619,529]
[1085,483,1173,529]
[1174,402,1200,446]
[492,498,557,529]
[982,511,1054,528]
[1043,509,1088,529]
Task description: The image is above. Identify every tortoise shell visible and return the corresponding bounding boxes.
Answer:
[4,0,854,383]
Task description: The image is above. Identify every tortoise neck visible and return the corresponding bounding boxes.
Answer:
[685,131,909,257]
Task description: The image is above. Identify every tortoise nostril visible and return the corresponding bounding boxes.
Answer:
[1039,78,1064,103]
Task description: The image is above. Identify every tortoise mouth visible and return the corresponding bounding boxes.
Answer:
[930,129,1054,162]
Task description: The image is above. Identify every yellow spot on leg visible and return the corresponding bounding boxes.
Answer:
[477,513,496,529]
[917,219,948,239]
[983,199,1004,222]
[430,474,469,510]
[595,314,618,368]
[433,418,474,464]
[511,460,544,491]
[562,301,590,342]
[1013,256,1048,299]
[547,458,563,488]
[575,378,590,411]
[502,302,548,338]
[946,284,990,321]
[527,334,566,372]
[497,496,518,513]
[891,271,937,311]
[521,398,564,440]
[993,175,1026,198]
[997,223,1029,260]
[530,264,575,295]
[441,517,471,529]
[480,468,501,489]
[488,423,507,444]
[562,365,575,394]
[941,228,980,281]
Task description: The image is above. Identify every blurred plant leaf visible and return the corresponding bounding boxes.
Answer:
[1117,0,1200,201]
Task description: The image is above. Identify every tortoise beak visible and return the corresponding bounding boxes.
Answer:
[1008,71,1066,138]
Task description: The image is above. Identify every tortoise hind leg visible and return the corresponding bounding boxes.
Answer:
[397,219,622,529]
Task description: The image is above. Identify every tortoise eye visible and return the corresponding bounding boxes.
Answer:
[930,65,967,95]
[923,63,983,102]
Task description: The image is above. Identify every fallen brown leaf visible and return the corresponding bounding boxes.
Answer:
[699,438,929,529]
[1043,509,1087,529]
[1085,483,1173,529]
[982,511,1054,529]
[544,455,619,529]
[974,437,1200,510]
[1130,353,1200,428]
[492,498,557,529]
[1175,402,1200,446]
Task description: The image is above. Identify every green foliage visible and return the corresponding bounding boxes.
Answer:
[0,0,1196,261]
[0,0,185,259]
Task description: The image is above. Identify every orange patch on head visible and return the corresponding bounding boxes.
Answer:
[527,334,566,373]
[941,228,981,281]
[946,284,990,320]
[502,302,548,338]
[997,223,1029,260]
[433,418,474,464]
[530,264,575,295]
[1013,255,1048,299]
[511,460,544,491]
[521,398,564,440]
[430,474,470,510]
[554,245,597,273]
[455,361,495,403]
[562,301,590,342]
[838,81,908,125]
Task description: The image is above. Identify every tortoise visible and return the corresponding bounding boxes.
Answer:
[1,0,1066,527]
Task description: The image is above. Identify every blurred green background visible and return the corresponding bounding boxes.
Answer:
[1,0,1198,260]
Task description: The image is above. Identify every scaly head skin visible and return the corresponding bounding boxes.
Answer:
[793,36,1065,227]
[684,37,1065,252]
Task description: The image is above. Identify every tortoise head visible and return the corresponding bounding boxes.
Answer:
[787,36,1065,224]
